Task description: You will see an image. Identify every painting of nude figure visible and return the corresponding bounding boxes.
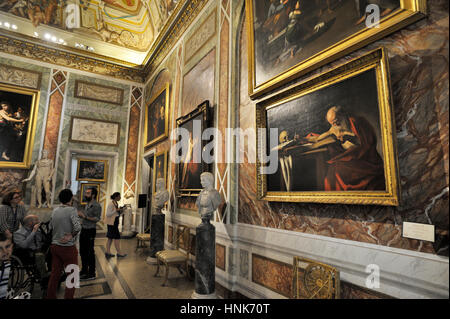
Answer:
[256,48,400,206]
[246,0,425,97]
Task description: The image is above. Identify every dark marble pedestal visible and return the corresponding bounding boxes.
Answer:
[193,218,216,298]
[149,213,165,257]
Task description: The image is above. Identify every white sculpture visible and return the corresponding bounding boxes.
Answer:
[152,178,169,215]
[22,149,55,208]
[195,172,222,222]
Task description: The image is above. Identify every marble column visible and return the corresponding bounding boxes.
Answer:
[192,217,216,299]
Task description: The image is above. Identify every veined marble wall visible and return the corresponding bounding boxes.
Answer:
[143,0,449,299]
[0,54,143,212]
[0,55,50,198]
[238,0,449,256]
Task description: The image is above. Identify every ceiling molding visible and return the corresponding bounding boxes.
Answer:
[0,35,145,82]
[0,0,209,83]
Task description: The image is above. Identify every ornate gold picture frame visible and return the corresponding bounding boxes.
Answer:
[0,84,40,169]
[256,47,400,206]
[76,158,108,182]
[176,101,211,197]
[144,83,170,148]
[246,0,426,98]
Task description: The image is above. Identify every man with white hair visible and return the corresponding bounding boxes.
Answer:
[13,214,49,282]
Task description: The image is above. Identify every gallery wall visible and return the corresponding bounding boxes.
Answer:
[0,53,143,216]
[142,0,448,299]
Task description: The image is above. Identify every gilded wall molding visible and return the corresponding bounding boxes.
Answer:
[143,0,210,79]
[0,35,144,82]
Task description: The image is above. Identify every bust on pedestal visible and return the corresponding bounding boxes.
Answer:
[191,172,222,299]
[146,178,169,264]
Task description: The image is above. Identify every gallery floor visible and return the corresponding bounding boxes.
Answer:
[39,231,196,299]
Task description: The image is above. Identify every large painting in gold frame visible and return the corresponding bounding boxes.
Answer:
[144,83,170,148]
[256,47,400,206]
[0,84,40,169]
[246,0,426,98]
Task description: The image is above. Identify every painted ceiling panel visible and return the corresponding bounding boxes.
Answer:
[0,0,181,65]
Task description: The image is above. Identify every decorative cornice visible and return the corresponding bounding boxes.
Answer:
[0,0,209,83]
[143,0,210,79]
[0,35,145,82]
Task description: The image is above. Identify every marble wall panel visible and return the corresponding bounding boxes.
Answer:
[238,0,449,256]
[216,243,226,271]
[239,249,249,279]
[251,254,292,298]
[181,48,216,117]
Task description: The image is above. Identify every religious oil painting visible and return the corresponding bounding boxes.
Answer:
[80,183,100,205]
[246,0,426,97]
[256,48,399,206]
[76,158,108,182]
[153,150,168,193]
[145,83,170,148]
[176,101,211,196]
[0,84,40,169]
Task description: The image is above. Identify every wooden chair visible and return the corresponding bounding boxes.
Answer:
[135,227,151,251]
[292,256,340,299]
[154,225,190,286]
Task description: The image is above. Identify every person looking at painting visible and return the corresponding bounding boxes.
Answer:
[77,187,101,281]
[46,189,80,299]
[0,191,26,239]
[303,105,385,191]
[104,192,127,258]
[0,101,25,161]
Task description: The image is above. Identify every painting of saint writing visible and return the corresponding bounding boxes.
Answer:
[0,90,32,164]
[251,0,399,87]
[266,68,386,192]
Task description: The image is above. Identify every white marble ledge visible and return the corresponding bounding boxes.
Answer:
[234,223,449,299]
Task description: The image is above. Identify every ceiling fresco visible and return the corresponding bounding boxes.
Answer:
[0,0,181,66]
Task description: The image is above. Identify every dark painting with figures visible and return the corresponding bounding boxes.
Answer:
[177,101,211,194]
[77,159,108,182]
[266,68,385,193]
[146,85,168,147]
[178,114,204,191]
[0,89,34,164]
[153,151,167,192]
[251,0,399,87]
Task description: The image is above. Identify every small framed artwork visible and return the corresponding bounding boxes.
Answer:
[246,0,426,98]
[0,84,40,168]
[69,116,121,147]
[74,80,124,105]
[80,183,100,205]
[76,158,108,182]
[256,47,400,206]
[144,83,170,148]
[176,101,211,196]
[153,150,168,193]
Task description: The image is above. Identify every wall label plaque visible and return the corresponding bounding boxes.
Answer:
[402,222,435,243]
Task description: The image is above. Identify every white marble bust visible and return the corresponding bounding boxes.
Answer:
[153,178,169,214]
[195,172,222,222]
